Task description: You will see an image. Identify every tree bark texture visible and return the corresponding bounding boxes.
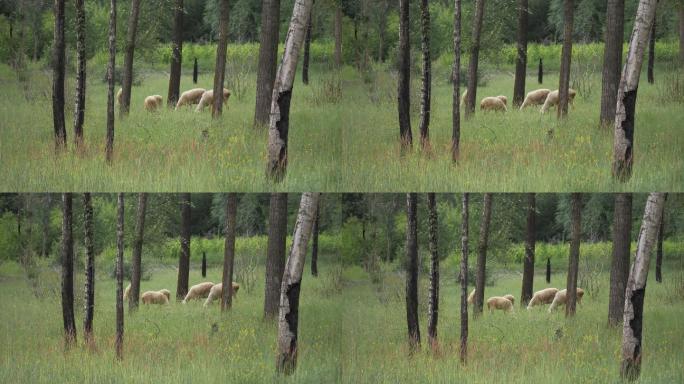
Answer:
[405,193,420,352]
[129,193,147,312]
[265,193,288,319]
[521,193,536,307]
[474,193,492,316]
[427,193,439,349]
[176,193,191,300]
[465,0,485,116]
[222,194,237,311]
[600,0,625,126]
[608,193,632,326]
[254,0,281,126]
[61,193,76,347]
[566,193,581,317]
[512,0,528,107]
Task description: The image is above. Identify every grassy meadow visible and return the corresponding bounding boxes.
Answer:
[0,64,341,192]
[340,65,684,192]
[1,60,682,192]
[1,258,683,383]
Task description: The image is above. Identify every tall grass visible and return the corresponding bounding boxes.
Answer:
[340,66,684,191]
[1,260,681,383]
[0,66,340,191]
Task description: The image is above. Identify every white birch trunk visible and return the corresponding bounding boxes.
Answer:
[612,0,658,181]
[621,192,666,380]
[266,0,314,182]
[276,192,320,374]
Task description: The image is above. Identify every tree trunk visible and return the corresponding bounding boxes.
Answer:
[398,0,412,149]
[41,194,51,257]
[176,193,191,300]
[459,193,469,363]
[83,193,95,346]
[599,0,625,127]
[265,0,315,182]
[167,0,184,107]
[105,0,117,163]
[115,193,124,360]
[52,0,66,150]
[512,0,528,107]
[621,193,666,381]
[311,201,319,277]
[61,193,76,348]
[612,0,659,182]
[474,193,492,316]
[302,5,312,85]
[557,0,574,119]
[419,0,431,149]
[566,193,581,317]
[254,0,281,126]
[546,257,551,283]
[334,6,342,68]
[538,58,543,84]
[405,193,420,353]
[221,194,237,311]
[74,0,86,145]
[465,0,485,116]
[129,193,147,312]
[212,0,230,118]
[679,6,684,65]
[265,193,288,319]
[202,251,207,277]
[451,0,462,162]
[427,193,439,350]
[120,0,141,116]
[193,57,198,84]
[521,193,535,307]
[655,194,667,282]
[276,192,319,375]
[608,193,632,326]
[647,14,656,84]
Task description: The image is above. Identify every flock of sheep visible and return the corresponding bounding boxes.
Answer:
[468,287,585,313]
[123,280,240,306]
[115,87,231,112]
[464,88,578,113]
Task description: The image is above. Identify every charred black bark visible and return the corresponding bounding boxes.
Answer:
[302,7,312,85]
[202,251,207,277]
[521,193,535,307]
[193,57,198,84]
[538,58,543,84]
[176,193,191,300]
[83,193,95,345]
[621,288,645,380]
[613,90,637,181]
[267,90,293,181]
[546,258,551,283]
[277,281,301,374]
[61,193,76,347]
[513,0,528,107]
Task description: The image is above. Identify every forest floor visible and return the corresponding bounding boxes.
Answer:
[0,64,682,191]
[0,260,682,383]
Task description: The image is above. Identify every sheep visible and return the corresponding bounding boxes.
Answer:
[141,290,170,305]
[496,95,508,106]
[486,296,513,313]
[144,95,163,112]
[175,88,206,110]
[548,288,585,312]
[195,88,231,112]
[480,96,508,112]
[203,282,241,307]
[460,89,468,107]
[467,288,476,305]
[503,294,515,306]
[540,89,577,114]
[123,283,131,300]
[116,87,123,106]
[182,282,215,304]
[526,287,559,309]
[519,89,551,110]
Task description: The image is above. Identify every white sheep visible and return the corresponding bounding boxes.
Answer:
[182,282,215,304]
[548,288,585,312]
[195,88,232,112]
[141,289,170,305]
[480,96,508,112]
[526,287,559,309]
[519,89,551,110]
[540,89,577,114]
[144,95,163,112]
[203,282,240,307]
[486,296,513,313]
[175,88,206,110]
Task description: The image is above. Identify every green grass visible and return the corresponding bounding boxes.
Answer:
[0,63,682,192]
[1,259,682,383]
[0,65,340,192]
[0,261,343,383]
[340,66,684,192]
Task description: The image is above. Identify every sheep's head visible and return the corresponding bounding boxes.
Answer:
[232,282,240,294]
[577,288,585,299]
[160,289,171,301]
[497,95,508,105]
[569,88,577,100]
[222,89,231,102]
[504,294,515,305]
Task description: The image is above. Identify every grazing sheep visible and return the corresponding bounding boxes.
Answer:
[175,88,206,110]
[123,283,131,300]
[182,282,215,304]
[195,88,231,112]
[467,288,476,305]
[144,95,163,112]
[486,296,513,313]
[203,282,241,307]
[540,89,577,114]
[548,288,585,312]
[116,87,123,106]
[141,290,170,305]
[480,96,508,112]
[519,89,551,110]
[526,287,559,309]
[496,95,508,106]
[503,294,515,306]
